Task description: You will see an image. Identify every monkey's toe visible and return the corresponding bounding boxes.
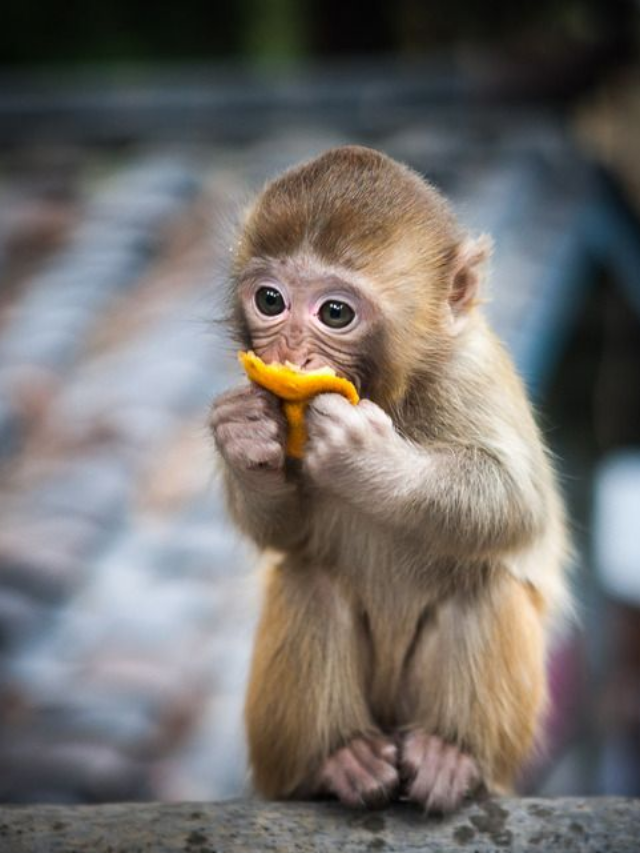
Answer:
[401,732,480,814]
[319,736,399,809]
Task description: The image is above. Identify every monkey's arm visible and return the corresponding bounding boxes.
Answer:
[211,384,309,551]
[305,395,546,559]
[222,468,307,551]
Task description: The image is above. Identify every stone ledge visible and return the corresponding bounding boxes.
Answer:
[0,797,638,852]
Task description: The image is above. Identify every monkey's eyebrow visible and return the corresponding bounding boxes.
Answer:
[236,259,371,306]
[235,257,280,283]
[235,267,282,295]
[310,274,361,296]
[237,264,357,294]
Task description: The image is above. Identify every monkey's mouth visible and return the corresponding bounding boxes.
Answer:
[239,351,360,411]
[282,359,337,378]
[249,349,362,395]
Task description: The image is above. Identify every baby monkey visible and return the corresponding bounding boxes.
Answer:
[211,145,569,812]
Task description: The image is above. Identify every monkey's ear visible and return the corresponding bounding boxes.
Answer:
[448,234,492,332]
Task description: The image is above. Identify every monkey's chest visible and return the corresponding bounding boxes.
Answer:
[308,495,438,624]
[307,494,441,596]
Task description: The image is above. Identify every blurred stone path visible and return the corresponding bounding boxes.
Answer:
[0,145,257,801]
[0,120,602,802]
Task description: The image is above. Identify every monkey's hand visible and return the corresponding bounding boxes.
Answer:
[305,393,541,558]
[305,394,399,490]
[400,731,482,814]
[313,736,399,808]
[210,385,288,490]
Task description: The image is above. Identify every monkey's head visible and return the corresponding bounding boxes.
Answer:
[230,145,489,407]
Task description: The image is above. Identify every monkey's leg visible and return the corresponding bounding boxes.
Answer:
[245,562,399,806]
[399,573,547,813]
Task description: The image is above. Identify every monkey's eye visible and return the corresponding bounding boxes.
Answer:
[255,286,286,317]
[318,300,355,329]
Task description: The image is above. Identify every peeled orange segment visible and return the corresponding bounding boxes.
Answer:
[238,350,360,458]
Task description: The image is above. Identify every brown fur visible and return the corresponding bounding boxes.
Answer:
[232,146,462,403]
[216,145,570,806]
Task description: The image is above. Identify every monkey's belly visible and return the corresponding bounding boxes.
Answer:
[297,500,445,725]
[308,496,446,588]
[361,592,437,729]
[300,497,502,728]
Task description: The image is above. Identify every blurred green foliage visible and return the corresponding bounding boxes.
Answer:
[0,0,634,66]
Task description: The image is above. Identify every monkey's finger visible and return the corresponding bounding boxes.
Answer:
[245,383,286,418]
[212,409,286,442]
[214,419,281,448]
[211,382,282,411]
[451,755,482,805]
[332,771,367,809]
[243,384,290,428]
[210,391,281,428]
[211,398,267,423]
[319,750,365,808]
[351,739,399,789]
[223,438,284,472]
[214,381,277,403]
[426,749,480,814]
[356,399,385,416]
[307,399,359,438]
[357,399,393,431]
[371,738,399,767]
[240,439,284,469]
[338,751,395,809]
[407,736,445,804]
[308,393,355,421]
[210,384,257,411]
[399,730,432,785]
[424,744,459,813]
[305,417,344,447]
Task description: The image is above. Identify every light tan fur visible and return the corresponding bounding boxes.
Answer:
[214,145,570,807]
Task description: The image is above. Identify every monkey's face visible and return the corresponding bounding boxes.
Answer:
[230,147,490,407]
[236,255,382,396]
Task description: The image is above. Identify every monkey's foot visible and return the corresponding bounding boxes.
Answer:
[317,736,399,808]
[400,731,481,814]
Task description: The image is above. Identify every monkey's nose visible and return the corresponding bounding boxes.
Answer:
[279,350,313,369]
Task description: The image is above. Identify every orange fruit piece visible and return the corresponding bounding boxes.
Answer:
[238,350,360,458]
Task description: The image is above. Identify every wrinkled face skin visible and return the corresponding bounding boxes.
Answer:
[236,255,382,395]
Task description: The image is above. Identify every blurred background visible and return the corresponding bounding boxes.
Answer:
[1,0,640,804]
